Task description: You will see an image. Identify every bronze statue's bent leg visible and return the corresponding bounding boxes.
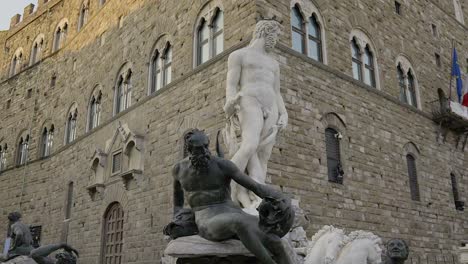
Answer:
[195,207,278,264]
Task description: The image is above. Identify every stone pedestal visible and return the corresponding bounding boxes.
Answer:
[460,245,468,264]
[162,235,259,264]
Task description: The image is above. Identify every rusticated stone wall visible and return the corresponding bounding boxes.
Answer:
[0,0,466,263]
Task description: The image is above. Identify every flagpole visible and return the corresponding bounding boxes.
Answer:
[449,39,454,101]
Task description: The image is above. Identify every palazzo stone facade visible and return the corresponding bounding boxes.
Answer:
[0,0,467,263]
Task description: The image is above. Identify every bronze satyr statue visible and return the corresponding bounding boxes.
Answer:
[168,129,295,264]
[385,239,409,264]
[0,212,34,261]
[30,243,79,264]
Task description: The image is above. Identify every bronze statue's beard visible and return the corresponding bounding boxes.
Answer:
[190,153,211,172]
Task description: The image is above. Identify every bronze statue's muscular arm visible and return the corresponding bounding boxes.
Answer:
[172,163,184,216]
[220,158,280,199]
[31,243,78,264]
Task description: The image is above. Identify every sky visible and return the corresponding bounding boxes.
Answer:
[0,0,38,30]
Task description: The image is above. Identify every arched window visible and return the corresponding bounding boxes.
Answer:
[78,2,89,31]
[291,5,306,54]
[308,15,322,61]
[88,91,102,131]
[0,144,7,172]
[53,21,68,52]
[212,10,224,57]
[10,51,23,77]
[406,154,420,201]
[162,45,172,87]
[17,135,30,166]
[195,7,224,66]
[41,125,54,158]
[30,37,44,65]
[197,19,210,65]
[54,28,62,52]
[397,64,406,103]
[396,57,419,108]
[363,45,376,87]
[325,128,343,184]
[351,38,362,81]
[102,203,124,264]
[115,69,132,114]
[66,109,78,144]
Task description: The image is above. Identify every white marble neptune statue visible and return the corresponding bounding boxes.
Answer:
[223,19,288,210]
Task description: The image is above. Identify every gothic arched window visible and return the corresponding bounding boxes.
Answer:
[78,2,89,31]
[10,51,23,77]
[66,109,78,144]
[396,58,419,108]
[30,37,44,65]
[53,21,68,51]
[291,5,306,54]
[88,91,102,131]
[41,125,54,157]
[195,7,224,66]
[17,135,29,166]
[102,203,124,264]
[115,69,132,114]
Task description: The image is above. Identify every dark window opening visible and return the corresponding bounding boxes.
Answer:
[435,53,441,67]
[451,173,464,211]
[65,182,74,219]
[325,128,343,184]
[431,24,438,37]
[395,1,401,15]
[406,154,420,201]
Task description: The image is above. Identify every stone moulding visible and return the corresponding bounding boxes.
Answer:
[86,183,105,201]
[118,169,144,190]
